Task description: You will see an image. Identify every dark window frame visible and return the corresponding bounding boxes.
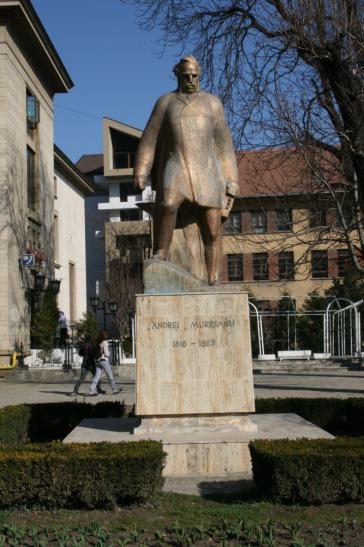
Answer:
[309,208,327,228]
[337,249,351,277]
[26,89,39,131]
[27,146,36,210]
[251,210,267,233]
[119,209,143,221]
[227,254,243,281]
[278,251,295,280]
[253,252,269,281]
[277,208,293,232]
[311,250,328,278]
[224,212,242,234]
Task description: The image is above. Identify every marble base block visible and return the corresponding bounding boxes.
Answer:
[64,414,334,477]
[163,441,252,476]
[134,415,258,435]
[136,291,255,416]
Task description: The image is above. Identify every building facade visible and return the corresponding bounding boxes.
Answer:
[221,150,353,309]
[79,120,354,319]
[54,145,94,324]
[78,118,152,320]
[0,0,73,351]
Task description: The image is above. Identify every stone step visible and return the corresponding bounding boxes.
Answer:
[253,359,363,373]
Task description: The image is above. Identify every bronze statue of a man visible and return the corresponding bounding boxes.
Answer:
[134,56,238,285]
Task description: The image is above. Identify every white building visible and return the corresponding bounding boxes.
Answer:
[0,0,73,351]
[54,145,95,323]
[78,118,153,308]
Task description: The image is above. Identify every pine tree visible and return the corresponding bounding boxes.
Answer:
[30,287,58,355]
[76,311,99,344]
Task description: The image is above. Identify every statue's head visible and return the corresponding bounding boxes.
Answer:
[173,55,200,94]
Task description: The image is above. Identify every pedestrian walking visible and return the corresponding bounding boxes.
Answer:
[88,331,121,396]
[70,335,105,396]
[58,311,68,348]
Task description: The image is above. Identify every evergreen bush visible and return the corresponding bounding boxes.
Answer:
[0,441,165,508]
[0,402,126,444]
[30,287,59,353]
[27,401,126,442]
[250,437,364,504]
[255,397,364,436]
[0,405,31,446]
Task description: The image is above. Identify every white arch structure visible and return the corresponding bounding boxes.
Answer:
[248,300,265,356]
[324,298,362,357]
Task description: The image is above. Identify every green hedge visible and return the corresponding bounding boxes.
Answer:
[27,401,126,442]
[255,397,364,436]
[250,437,364,504]
[0,441,165,508]
[0,402,126,445]
[0,405,31,446]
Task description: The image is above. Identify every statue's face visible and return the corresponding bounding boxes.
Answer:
[178,62,200,94]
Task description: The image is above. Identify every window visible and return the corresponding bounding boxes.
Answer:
[114,151,135,169]
[27,219,41,252]
[54,176,57,199]
[278,251,295,280]
[120,209,143,221]
[277,208,293,231]
[311,250,328,278]
[336,207,354,230]
[338,249,351,277]
[26,89,39,131]
[69,262,76,322]
[255,300,272,312]
[27,147,36,210]
[224,212,242,234]
[251,210,267,233]
[53,214,59,263]
[227,254,243,281]
[119,182,140,201]
[253,252,269,280]
[309,208,327,228]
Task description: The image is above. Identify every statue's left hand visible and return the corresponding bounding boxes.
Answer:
[134,175,147,191]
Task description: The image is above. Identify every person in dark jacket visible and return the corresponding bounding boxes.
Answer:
[70,335,105,396]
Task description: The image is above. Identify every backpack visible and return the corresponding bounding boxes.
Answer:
[94,342,102,361]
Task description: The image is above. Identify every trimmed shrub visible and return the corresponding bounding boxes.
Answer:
[27,401,126,442]
[250,437,364,504]
[0,402,126,445]
[0,405,31,446]
[0,441,165,508]
[255,397,364,436]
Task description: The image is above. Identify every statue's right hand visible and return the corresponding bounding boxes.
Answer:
[134,175,147,191]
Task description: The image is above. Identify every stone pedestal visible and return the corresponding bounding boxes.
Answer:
[133,290,257,468]
[136,291,254,419]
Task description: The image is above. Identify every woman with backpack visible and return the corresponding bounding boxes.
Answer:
[88,330,121,396]
[70,334,105,396]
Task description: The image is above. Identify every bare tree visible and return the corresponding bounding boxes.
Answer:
[127,0,364,271]
[105,223,152,340]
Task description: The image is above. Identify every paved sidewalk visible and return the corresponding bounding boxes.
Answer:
[1,370,363,408]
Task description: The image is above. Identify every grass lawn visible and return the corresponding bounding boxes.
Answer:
[1,492,364,545]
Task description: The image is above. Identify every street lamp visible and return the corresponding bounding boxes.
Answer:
[49,278,61,294]
[90,296,100,309]
[90,297,118,330]
[109,301,118,314]
[34,273,46,292]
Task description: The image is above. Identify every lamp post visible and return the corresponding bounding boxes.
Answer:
[31,273,61,313]
[90,297,118,331]
[127,306,135,359]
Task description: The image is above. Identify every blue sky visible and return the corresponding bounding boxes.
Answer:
[32,0,180,163]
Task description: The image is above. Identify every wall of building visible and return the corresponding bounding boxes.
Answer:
[222,205,348,309]
[0,25,54,351]
[54,170,88,323]
[85,195,109,305]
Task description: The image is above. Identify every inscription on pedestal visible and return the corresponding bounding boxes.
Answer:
[136,292,255,416]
